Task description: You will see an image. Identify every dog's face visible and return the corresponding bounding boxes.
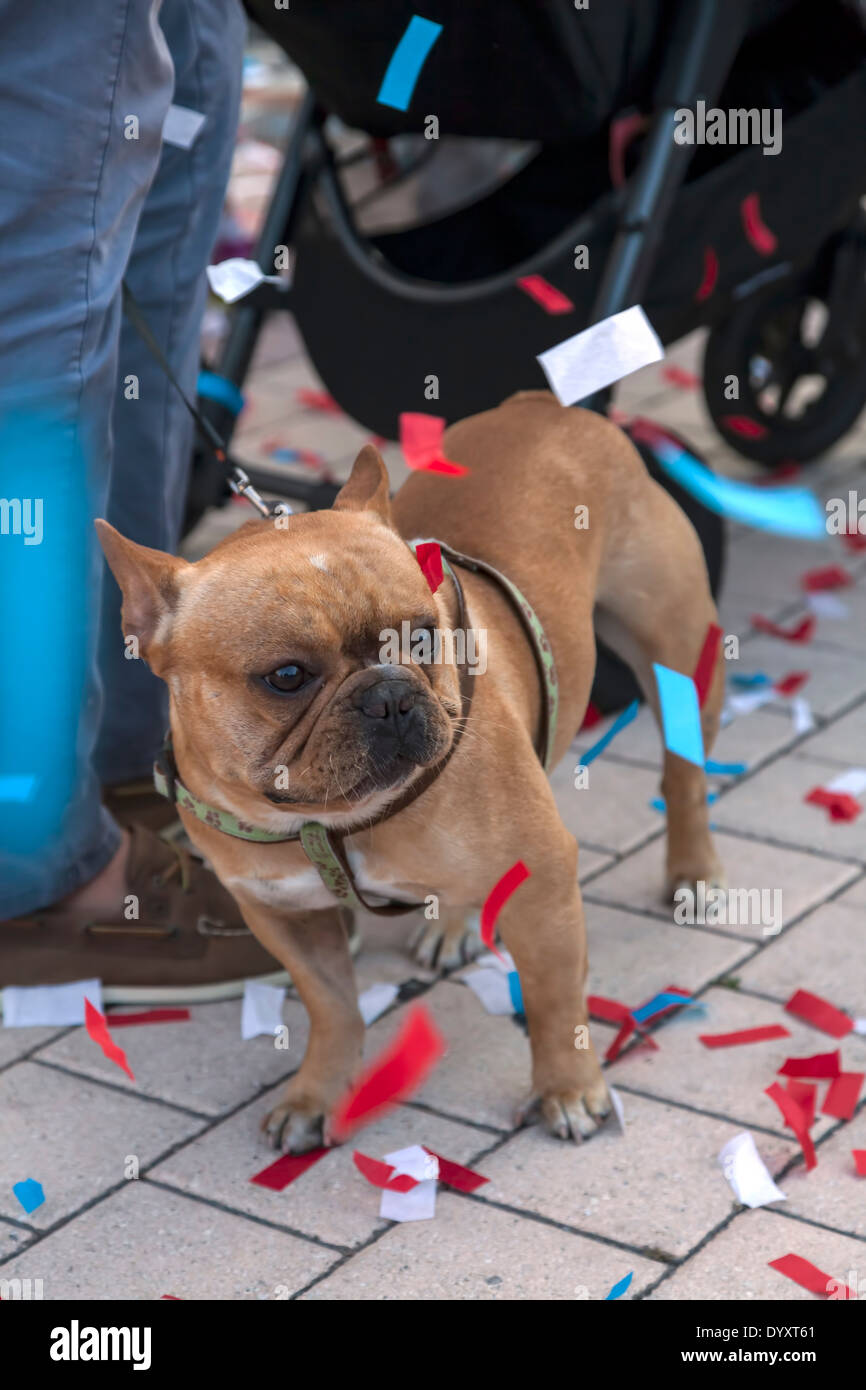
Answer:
[96,448,460,822]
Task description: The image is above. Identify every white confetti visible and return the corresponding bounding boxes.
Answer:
[537,305,663,406]
[789,695,815,734]
[206,257,285,305]
[240,980,285,1040]
[379,1145,438,1222]
[2,978,102,1027]
[806,592,849,620]
[718,1131,786,1209]
[162,103,206,150]
[357,981,399,1026]
[825,767,866,797]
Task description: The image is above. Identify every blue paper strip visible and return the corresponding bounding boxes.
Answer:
[652,791,718,813]
[197,370,244,416]
[730,672,771,688]
[653,663,704,767]
[705,758,747,776]
[605,1271,633,1301]
[579,699,640,766]
[631,991,694,1024]
[508,970,524,1016]
[13,1178,45,1214]
[649,437,826,539]
[0,775,36,802]
[377,16,443,112]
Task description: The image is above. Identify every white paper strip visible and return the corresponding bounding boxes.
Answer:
[826,767,866,797]
[790,696,815,735]
[240,980,285,1040]
[726,687,777,718]
[718,1131,786,1208]
[462,968,515,1015]
[806,592,849,620]
[537,305,663,406]
[854,1018,866,1036]
[163,103,206,150]
[358,981,399,1026]
[2,978,102,1028]
[609,1085,626,1134]
[379,1145,438,1222]
[206,257,284,305]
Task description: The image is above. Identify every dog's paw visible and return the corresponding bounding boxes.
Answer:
[261,1087,330,1154]
[410,913,485,971]
[516,1075,612,1143]
[666,863,727,904]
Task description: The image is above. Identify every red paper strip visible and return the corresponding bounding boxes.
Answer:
[754,460,801,486]
[516,275,574,315]
[821,1072,864,1121]
[695,246,718,302]
[250,1146,329,1191]
[588,995,632,1025]
[778,1050,841,1079]
[296,388,342,415]
[769,1253,851,1298]
[774,671,809,697]
[330,1005,446,1141]
[161,1295,182,1300]
[699,1025,790,1048]
[480,860,531,960]
[422,1147,489,1193]
[661,365,700,391]
[721,415,768,440]
[399,412,468,476]
[84,998,135,1081]
[352,1150,419,1192]
[693,622,723,708]
[741,193,778,256]
[414,540,443,594]
[842,528,866,553]
[107,1008,191,1028]
[580,701,603,731]
[784,989,854,1039]
[805,787,862,822]
[784,1079,817,1128]
[853,1150,866,1176]
[801,565,852,592]
[765,1083,816,1170]
[751,613,815,643]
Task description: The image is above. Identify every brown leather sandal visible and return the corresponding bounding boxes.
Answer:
[1,824,359,1005]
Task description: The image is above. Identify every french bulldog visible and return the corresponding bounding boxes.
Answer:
[96,391,724,1151]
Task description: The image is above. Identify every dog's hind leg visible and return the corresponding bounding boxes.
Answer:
[593,473,725,899]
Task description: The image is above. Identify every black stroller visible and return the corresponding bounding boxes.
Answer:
[188,0,866,707]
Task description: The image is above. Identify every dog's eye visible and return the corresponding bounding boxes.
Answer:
[263,663,312,694]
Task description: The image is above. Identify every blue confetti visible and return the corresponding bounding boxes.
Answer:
[705,758,747,776]
[653,663,704,767]
[578,699,639,766]
[730,672,771,688]
[605,1271,633,1300]
[652,791,718,813]
[13,1178,45,1214]
[377,16,443,112]
[507,970,524,1016]
[631,991,694,1024]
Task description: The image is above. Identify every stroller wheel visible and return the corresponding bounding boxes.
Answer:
[702,275,866,467]
[590,429,726,715]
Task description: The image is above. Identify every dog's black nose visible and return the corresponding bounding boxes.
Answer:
[356,678,419,735]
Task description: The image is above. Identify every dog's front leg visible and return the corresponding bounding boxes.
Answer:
[497,843,611,1143]
[239,900,365,1153]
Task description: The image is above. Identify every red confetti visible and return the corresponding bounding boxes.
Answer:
[588,994,657,1063]
[765,1083,816,1170]
[751,613,815,643]
[805,787,862,823]
[769,1253,852,1298]
[250,1147,329,1190]
[853,1150,866,1176]
[695,246,718,302]
[296,388,342,415]
[774,671,809,697]
[784,989,853,1039]
[422,1147,489,1193]
[352,1151,419,1192]
[84,998,135,1082]
[516,275,574,315]
[741,192,778,256]
[778,1051,841,1079]
[699,1025,790,1048]
[107,1009,191,1027]
[801,565,852,592]
[414,540,443,594]
[693,622,723,708]
[841,528,866,553]
[753,460,801,486]
[161,1295,182,1300]
[721,415,768,440]
[330,1005,446,1141]
[480,861,531,961]
[661,364,700,390]
[399,413,468,476]
[821,1072,864,1121]
[784,1079,817,1128]
[580,701,604,731]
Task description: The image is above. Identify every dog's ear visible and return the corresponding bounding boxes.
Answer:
[94,520,190,669]
[332,444,392,525]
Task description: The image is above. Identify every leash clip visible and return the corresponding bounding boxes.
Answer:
[228,466,293,520]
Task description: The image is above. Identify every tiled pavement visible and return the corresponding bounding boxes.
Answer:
[3,322,866,1302]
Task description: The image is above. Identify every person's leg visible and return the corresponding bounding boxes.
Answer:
[0,0,174,916]
[94,0,246,784]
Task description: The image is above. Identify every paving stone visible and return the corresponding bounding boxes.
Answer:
[838,875,866,909]
[0,1181,335,1300]
[300,1192,660,1300]
[585,902,750,1003]
[0,1024,67,1070]
[783,1104,866,1238]
[730,635,866,719]
[649,1207,866,1300]
[0,1219,34,1262]
[793,699,866,766]
[736,898,866,1013]
[711,757,866,861]
[549,756,665,855]
[0,1061,202,1229]
[585,830,858,936]
[477,1091,796,1258]
[722,531,844,607]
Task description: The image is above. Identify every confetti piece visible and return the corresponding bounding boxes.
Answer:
[84,998,135,1082]
[399,412,467,476]
[463,966,519,1016]
[806,591,849,619]
[241,980,286,1041]
[250,1148,329,1191]
[765,1083,816,1170]
[653,663,704,767]
[296,388,342,415]
[693,623,722,707]
[731,671,772,688]
[631,991,694,1025]
[853,1150,866,1175]
[804,787,862,822]
[695,246,719,302]
[605,1271,633,1301]
[801,565,852,592]
[537,305,663,406]
[769,1253,850,1298]
[662,364,700,390]
[778,1051,841,1078]
[376,15,442,112]
[789,697,815,735]
[422,1147,489,1193]
[578,698,639,765]
[206,258,283,304]
[841,528,866,553]
[379,1144,438,1222]
[774,671,809,696]
[12,1178,44,1214]
[580,701,604,731]
[718,1132,786,1208]
[516,275,574,314]
[751,613,816,642]
[107,1009,190,1027]
[507,970,525,1015]
[821,1072,864,1121]
[480,861,530,960]
[588,994,638,1062]
[721,415,769,440]
[415,540,443,593]
[705,758,747,776]
[784,989,854,1039]
[784,1079,817,1129]
[2,977,102,1028]
[161,1295,182,1300]
[353,1150,420,1192]
[826,767,866,797]
[162,103,205,150]
[358,982,399,1026]
[699,1025,791,1048]
[741,192,777,255]
[331,1005,445,1140]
